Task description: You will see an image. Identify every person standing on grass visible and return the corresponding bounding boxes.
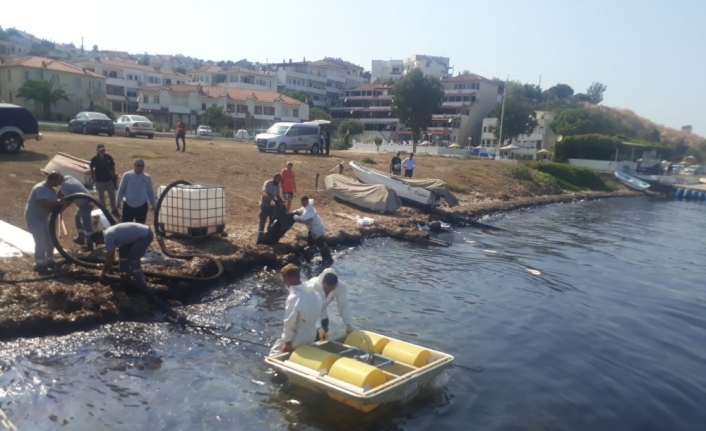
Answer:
[176,118,186,152]
[116,158,157,224]
[390,151,402,175]
[324,130,331,156]
[258,173,283,240]
[24,172,68,274]
[402,153,417,178]
[280,162,297,211]
[90,143,119,217]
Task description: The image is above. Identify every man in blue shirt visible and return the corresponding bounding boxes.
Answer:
[116,158,157,224]
[91,223,154,288]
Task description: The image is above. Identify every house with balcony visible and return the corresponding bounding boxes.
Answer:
[187,65,275,91]
[308,58,366,105]
[74,57,187,114]
[329,83,398,140]
[481,111,557,160]
[0,56,106,121]
[136,84,308,131]
[371,55,451,82]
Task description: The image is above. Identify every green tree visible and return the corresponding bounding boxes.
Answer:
[489,98,538,144]
[338,120,364,136]
[280,90,313,108]
[174,64,187,74]
[573,93,591,102]
[543,84,574,100]
[391,68,444,152]
[92,44,98,53]
[309,107,331,121]
[0,26,7,41]
[138,53,150,66]
[17,80,68,120]
[550,108,619,136]
[362,71,371,81]
[201,106,231,129]
[586,82,607,104]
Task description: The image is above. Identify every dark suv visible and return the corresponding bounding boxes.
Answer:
[0,103,43,153]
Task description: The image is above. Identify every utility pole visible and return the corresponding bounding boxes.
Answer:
[81,37,84,56]
[495,75,509,160]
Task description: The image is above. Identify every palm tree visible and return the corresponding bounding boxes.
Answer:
[16,80,69,120]
[202,106,231,130]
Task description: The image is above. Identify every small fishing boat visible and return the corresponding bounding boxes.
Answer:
[349,161,459,209]
[615,171,650,191]
[699,177,706,184]
[266,330,454,412]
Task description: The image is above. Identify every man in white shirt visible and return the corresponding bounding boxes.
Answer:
[269,264,323,356]
[292,196,333,264]
[308,268,353,341]
[116,158,157,224]
[402,153,417,178]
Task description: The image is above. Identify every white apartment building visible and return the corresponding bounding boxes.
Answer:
[309,58,366,104]
[137,84,309,130]
[0,56,106,121]
[329,83,399,140]
[481,111,558,160]
[187,65,276,91]
[75,57,187,113]
[420,74,500,146]
[371,55,451,82]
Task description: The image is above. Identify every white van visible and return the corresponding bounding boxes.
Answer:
[256,122,321,154]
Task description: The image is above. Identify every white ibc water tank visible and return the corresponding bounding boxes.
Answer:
[157,185,226,236]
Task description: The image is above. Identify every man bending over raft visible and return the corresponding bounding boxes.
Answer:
[309,268,353,341]
[269,264,323,356]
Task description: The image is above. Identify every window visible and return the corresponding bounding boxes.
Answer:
[127,74,133,80]
[263,106,275,115]
[235,104,247,114]
[255,106,262,115]
[127,90,137,98]
[536,140,542,149]
[108,71,118,78]
[75,77,82,88]
[227,103,235,112]
[103,71,108,77]
[51,74,60,85]
[212,103,217,108]
[154,96,160,104]
[483,126,487,133]
[201,103,206,111]
[143,96,149,103]
[293,108,299,117]
[165,79,172,85]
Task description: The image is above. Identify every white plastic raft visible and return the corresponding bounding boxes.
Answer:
[157,184,226,236]
[265,330,454,412]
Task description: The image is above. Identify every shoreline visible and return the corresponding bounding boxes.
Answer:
[0,189,640,340]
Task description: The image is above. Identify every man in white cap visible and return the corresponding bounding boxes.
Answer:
[90,143,119,217]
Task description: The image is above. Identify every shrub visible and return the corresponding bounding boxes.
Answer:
[91,105,116,121]
[554,134,621,162]
[331,136,352,150]
[338,120,364,136]
[361,157,377,164]
[373,137,383,152]
[500,164,533,181]
[155,125,163,133]
[523,161,613,191]
[219,127,234,138]
[446,180,469,194]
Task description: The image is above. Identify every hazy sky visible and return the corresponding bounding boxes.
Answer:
[3,0,704,134]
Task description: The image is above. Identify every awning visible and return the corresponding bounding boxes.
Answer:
[500,144,519,150]
[537,149,552,154]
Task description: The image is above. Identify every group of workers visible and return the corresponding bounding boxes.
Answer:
[270,264,352,356]
[24,144,158,286]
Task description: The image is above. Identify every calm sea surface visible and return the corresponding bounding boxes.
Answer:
[1,197,705,431]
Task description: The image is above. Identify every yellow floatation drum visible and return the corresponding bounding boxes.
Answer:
[381,340,433,368]
[344,330,390,354]
[289,345,340,373]
[327,357,388,412]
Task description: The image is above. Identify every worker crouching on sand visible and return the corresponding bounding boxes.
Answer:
[24,172,69,274]
[269,264,323,356]
[309,268,353,341]
[92,223,154,288]
[291,196,333,264]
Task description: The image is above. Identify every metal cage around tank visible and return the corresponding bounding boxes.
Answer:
[157,184,226,236]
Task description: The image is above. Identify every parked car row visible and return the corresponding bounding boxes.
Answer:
[68,112,156,139]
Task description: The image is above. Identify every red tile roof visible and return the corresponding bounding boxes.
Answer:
[0,56,104,77]
[81,57,184,77]
[141,85,302,105]
[441,73,494,83]
[190,65,271,77]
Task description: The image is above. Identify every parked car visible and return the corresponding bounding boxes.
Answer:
[114,115,156,139]
[68,112,115,136]
[0,103,43,153]
[196,125,213,136]
[255,122,321,154]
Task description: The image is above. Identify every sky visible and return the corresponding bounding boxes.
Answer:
[3,0,704,135]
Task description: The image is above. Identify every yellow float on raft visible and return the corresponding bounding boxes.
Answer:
[382,340,432,368]
[344,330,390,354]
[327,357,387,412]
[289,345,340,374]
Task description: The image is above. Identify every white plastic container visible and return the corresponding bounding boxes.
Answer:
[355,215,375,227]
[157,185,226,236]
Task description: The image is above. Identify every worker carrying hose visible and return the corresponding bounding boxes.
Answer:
[24,172,69,273]
[309,268,353,341]
[91,223,155,289]
[269,264,322,356]
[290,196,332,264]
[57,175,93,251]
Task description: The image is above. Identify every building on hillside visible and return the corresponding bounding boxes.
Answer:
[681,125,693,133]
[480,111,557,160]
[74,57,187,113]
[136,84,308,131]
[308,58,366,104]
[371,55,451,82]
[187,65,276,91]
[0,40,29,55]
[0,56,106,121]
[416,73,499,146]
[329,83,398,139]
